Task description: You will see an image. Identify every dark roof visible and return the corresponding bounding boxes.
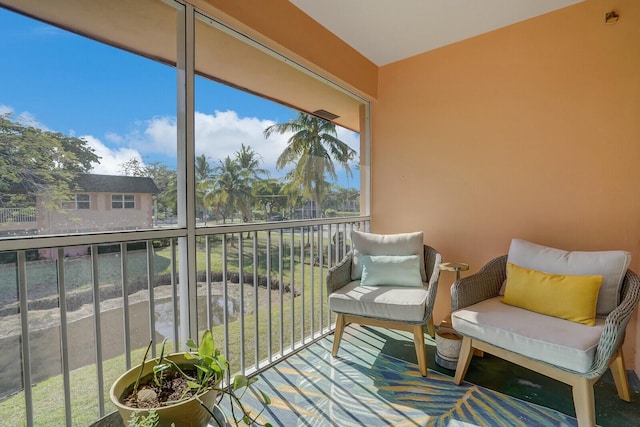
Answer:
[74,174,160,194]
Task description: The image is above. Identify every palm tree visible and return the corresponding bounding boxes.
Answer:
[195,154,213,223]
[204,156,251,224]
[235,144,268,179]
[234,144,267,223]
[195,154,213,181]
[281,182,306,220]
[263,112,356,218]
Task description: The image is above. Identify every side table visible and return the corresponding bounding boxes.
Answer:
[438,262,469,281]
[435,262,469,370]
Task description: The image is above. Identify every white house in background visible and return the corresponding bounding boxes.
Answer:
[0,174,159,258]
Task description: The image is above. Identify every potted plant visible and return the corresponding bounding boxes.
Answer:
[110,330,271,427]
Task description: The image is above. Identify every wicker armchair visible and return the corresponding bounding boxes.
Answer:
[451,255,640,427]
[327,244,442,376]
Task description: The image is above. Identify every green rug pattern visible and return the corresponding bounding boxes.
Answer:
[221,335,579,426]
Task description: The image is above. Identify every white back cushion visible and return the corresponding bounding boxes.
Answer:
[507,239,631,316]
[351,231,426,281]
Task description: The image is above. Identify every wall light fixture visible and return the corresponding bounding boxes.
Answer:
[605,11,619,24]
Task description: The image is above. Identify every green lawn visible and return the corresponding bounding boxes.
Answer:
[0,229,344,302]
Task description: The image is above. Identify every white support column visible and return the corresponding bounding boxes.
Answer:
[177,3,198,345]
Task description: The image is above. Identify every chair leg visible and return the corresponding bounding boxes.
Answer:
[412,325,428,377]
[453,336,474,385]
[332,313,346,356]
[426,316,435,338]
[610,349,631,402]
[572,377,596,427]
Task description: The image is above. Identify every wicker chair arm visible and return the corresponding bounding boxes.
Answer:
[326,251,354,294]
[450,255,507,311]
[586,269,640,379]
[423,245,443,324]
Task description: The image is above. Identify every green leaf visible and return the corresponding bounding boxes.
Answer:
[233,375,248,390]
[233,374,257,390]
[199,330,214,358]
[186,380,201,389]
[153,364,169,375]
[185,338,197,350]
[258,389,271,405]
[194,364,211,375]
[158,338,168,363]
[214,356,227,369]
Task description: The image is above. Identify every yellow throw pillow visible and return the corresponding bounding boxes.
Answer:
[502,263,602,326]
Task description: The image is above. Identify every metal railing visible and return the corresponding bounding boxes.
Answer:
[0,216,369,426]
[0,207,36,223]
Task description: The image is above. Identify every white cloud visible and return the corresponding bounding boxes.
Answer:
[105,132,123,144]
[125,110,292,175]
[337,127,360,151]
[83,135,145,175]
[193,110,290,171]
[0,104,13,116]
[76,109,359,182]
[335,127,360,173]
[127,110,359,174]
[138,116,176,154]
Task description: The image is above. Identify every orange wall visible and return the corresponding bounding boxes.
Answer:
[373,0,640,369]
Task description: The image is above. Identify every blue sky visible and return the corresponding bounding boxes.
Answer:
[0,7,360,188]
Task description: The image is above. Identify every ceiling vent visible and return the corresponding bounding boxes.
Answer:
[312,109,340,121]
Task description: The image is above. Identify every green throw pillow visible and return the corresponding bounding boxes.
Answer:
[360,255,423,287]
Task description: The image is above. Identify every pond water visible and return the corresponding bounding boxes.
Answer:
[0,293,240,399]
[154,294,240,341]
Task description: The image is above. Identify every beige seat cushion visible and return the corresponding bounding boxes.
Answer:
[328,280,428,322]
[451,297,604,374]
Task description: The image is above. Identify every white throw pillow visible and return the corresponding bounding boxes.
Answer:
[506,238,631,316]
[360,255,423,287]
[351,231,426,281]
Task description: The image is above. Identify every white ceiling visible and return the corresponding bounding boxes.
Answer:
[290,0,584,66]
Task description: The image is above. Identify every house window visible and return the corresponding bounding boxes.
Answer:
[112,194,135,209]
[62,194,91,210]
